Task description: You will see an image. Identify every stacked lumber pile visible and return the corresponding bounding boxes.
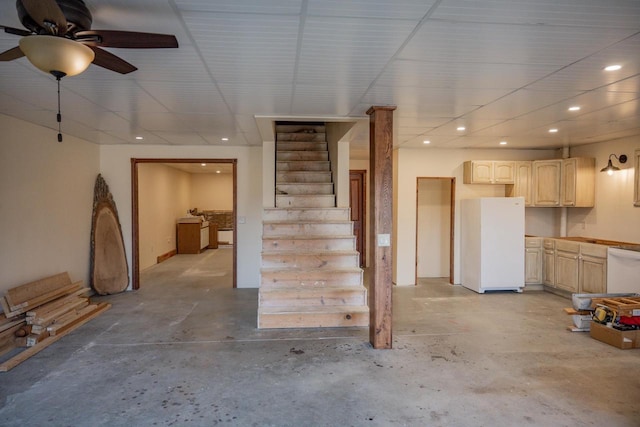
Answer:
[0,272,110,372]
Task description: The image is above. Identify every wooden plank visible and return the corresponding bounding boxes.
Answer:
[47,303,110,336]
[0,316,26,334]
[47,304,98,336]
[4,282,83,318]
[26,287,91,317]
[0,303,111,372]
[26,331,50,347]
[563,307,591,315]
[367,105,396,350]
[29,298,89,327]
[4,272,71,308]
[1,296,14,318]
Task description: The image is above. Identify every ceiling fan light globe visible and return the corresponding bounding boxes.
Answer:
[19,35,95,77]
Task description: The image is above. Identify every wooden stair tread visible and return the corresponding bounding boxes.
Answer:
[263,235,355,240]
[259,305,369,314]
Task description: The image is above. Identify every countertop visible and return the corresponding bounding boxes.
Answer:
[526,235,640,247]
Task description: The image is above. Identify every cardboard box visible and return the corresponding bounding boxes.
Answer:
[590,322,640,349]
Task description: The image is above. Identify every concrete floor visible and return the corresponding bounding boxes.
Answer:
[1,248,639,426]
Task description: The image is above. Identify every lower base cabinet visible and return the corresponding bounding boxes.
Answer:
[555,249,579,292]
[540,239,608,294]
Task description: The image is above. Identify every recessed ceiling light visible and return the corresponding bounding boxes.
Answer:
[604,64,622,71]
[423,140,431,144]
[216,170,221,174]
[549,128,558,133]
[221,137,229,141]
[499,141,507,145]
[135,136,143,140]
[568,106,580,111]
[456,126,466,131]
[201,163,207,167]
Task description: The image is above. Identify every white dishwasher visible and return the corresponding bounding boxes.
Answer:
[607,246,640,293]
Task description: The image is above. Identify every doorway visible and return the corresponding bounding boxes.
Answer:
[349,170,366,268]
[415,177,455,284]
[131,158,237,290]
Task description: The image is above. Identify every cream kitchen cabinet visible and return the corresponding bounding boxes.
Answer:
[463,161,515,184]
[579,243,607,294]
[561,158,595,207]
[554,240,580,293]
[506,161,533,206]
[533,160,562,206]
[543,239,555,286]
[525,237,543,284]
[544,239,608,294]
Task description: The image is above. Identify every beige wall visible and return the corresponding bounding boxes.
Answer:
[0,114,99,296]
[567,137,640,243]
[191,173,234,210]
[138,164,191,271]
[100,145,263,288]
[393,147,559,286]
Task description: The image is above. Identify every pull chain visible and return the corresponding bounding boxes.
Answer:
[50,71,67,142]
[56,74,62,142]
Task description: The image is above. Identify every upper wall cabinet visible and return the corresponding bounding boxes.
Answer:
[505,161,533,206]
[463,160,515,184]
[533,160,562,206]
[501,157,595,208]
[561,157,595,207]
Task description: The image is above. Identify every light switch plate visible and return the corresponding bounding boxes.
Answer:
[377,234,390,247]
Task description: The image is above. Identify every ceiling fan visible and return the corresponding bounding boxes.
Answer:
[0,0,178,141]
[0,0,179,75]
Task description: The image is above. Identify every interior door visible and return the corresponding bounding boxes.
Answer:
[349,170,366,268]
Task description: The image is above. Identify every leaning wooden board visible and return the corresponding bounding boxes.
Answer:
[90,174,128,295]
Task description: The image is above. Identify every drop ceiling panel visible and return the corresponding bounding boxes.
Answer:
[153,132,209,146]
[466,89,585,120]
[133,113,238,133]
[136,81,229,114]
[512,90,640,125]
[102,130,168,145]
[62,79,169,113]
[400,20,633,66]
[175,0,303,14]
[378,60,558,90]
[307,0,437,20]
[292,85,366,115]
[296,17,417,86]
[431,0,640,27]
[218,84,293,115]
[87,0,188,37]
[183,12,300,84]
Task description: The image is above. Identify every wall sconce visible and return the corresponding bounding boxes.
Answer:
[600,154,627,175]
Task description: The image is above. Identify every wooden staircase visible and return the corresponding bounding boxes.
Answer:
[257,123,369,329]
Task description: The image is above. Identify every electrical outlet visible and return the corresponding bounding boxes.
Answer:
[377,234,390,247]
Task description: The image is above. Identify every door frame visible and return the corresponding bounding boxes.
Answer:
[414,177,456,285]
[131,158,238,290]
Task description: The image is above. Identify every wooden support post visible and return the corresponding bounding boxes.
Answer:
[367,105,396,349]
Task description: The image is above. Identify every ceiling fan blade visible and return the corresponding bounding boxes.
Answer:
[75,30,178,49]
[19,0,68,35]
[2,25,32,37]
[0,46,25,61]
[89,46,137,74]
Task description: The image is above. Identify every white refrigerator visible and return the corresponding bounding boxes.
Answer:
[460,197,525,293]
